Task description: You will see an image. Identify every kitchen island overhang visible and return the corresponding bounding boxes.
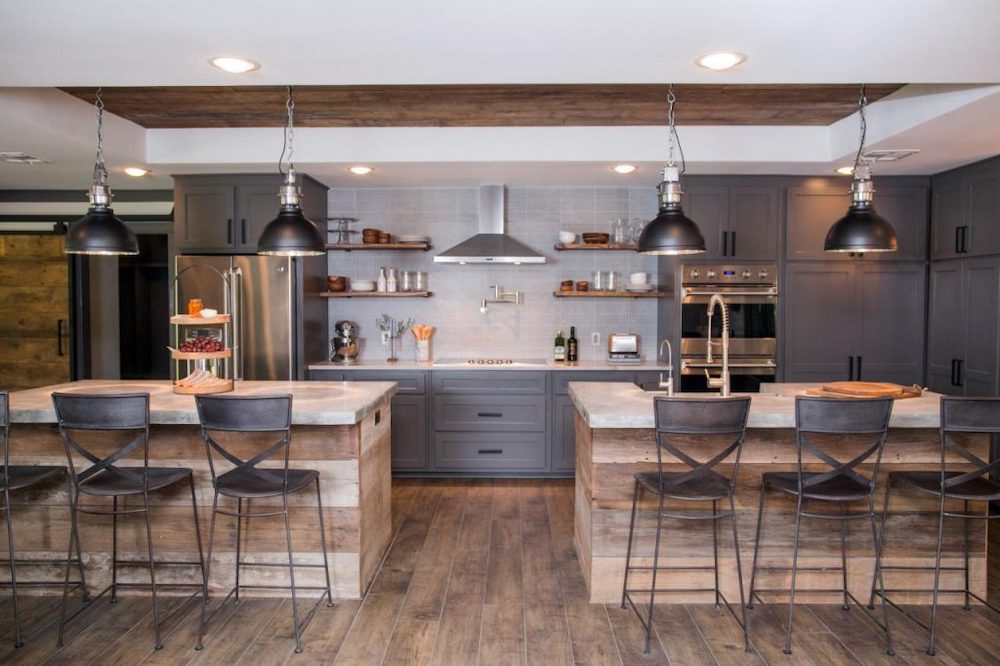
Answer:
[569,382,988,605]
[6,380,396,600]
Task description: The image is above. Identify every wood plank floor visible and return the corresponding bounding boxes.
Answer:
[2,479,1000,665]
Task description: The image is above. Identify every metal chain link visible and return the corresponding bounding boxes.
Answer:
[853,84,868,172]
[93,87,108,185]
[666,84,677,166]
[286,85,295,168]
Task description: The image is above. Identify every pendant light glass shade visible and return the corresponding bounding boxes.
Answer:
[636,86,706,256]
[65,89,139,256]
[257,87,326,257]
[825,85,897,253]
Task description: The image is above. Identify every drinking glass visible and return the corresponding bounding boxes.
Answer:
[592,270,606,291]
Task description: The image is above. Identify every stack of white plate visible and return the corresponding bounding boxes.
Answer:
[625,283,655,292]
[397,235,430,243]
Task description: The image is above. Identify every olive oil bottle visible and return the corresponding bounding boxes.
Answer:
[567,326,578,362]
[554,330,566,362]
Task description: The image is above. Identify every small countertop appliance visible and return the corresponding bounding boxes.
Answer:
[608,333,641,363]
[331,320,360,364]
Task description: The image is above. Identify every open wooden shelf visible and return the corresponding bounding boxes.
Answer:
[170,314,231,325]
[326,242,431,251]
[321,291,433,298]
[554,242,638,251]
[168,348,232,360]
[552,290,662,298]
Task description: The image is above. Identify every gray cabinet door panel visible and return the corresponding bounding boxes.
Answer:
[785,187,850,261]
[728,186,778,260]
[235,183,281,253]
[930,180,966,260]
[961,258,1000,396]
[855,264,926,385]
[308,369,345,381]
[434,395,547,432]
[342,370,426,394]
[967,170,1000,257]
[432,371,547,394]
[783,263,856,381]
[390,395,428,470]
[551,395,577,472]
[434,432,547,471]
[552,371,634,394]
[685,186,729,260]
[926,262,963,394]
[871,187,928,261]
[177,184,235,251]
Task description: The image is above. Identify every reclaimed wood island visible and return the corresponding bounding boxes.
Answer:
[569,382,988,605]
[6,379,396,600]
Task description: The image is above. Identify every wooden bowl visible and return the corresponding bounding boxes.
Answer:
[582,232,610,244]
[575,281,590,291]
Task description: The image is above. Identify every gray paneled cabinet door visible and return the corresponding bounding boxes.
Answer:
[967,169,1000,257]
[930,179,967,260]
[855,264,926,385]
[870,186,929,261]
[961,257,1000,396]
[176,183,235,251]
[551,395,577,472]
[685,186,729,260]
[234,183,281,253]
[926,261,964,394]
[727,186,778,261]
[783,263,856,382]
[389,394,428,470]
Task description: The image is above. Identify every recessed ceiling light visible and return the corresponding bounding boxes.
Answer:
[696,52,746,71]
[349,166,374,175]
[835,166,855,176]
[0,151,51,165]
[612,164,638,174]
[123,166,150,177]
[209,56,260,74]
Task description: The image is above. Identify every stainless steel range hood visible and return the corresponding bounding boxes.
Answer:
[434,185,546,264]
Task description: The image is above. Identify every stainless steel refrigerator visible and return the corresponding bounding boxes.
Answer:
[173,255,328,380]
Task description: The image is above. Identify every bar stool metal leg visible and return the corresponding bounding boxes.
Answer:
[728,494,751,653]
[111,495,118,603]
[712,499,720,608]
[840,502,849,610]
[283,493,303,653]
[928,492,947,656]
[867,495,894,656]
[195,489,220,651]
[868,480,894,608]
[234,497,243,601]
[58,485,82,647]
[620,479,640,610]
[142,490,163,649]
[747,483,767,609]
[188,475,207,604]
[314,478,335,606]
[963,499,971,610]
[4,487,23,648]
[783,494,803,655]
[643,493,666,654]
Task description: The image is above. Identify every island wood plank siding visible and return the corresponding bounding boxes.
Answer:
[3,401,392,599]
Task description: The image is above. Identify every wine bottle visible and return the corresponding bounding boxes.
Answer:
[567,326,578,362]
[554,330,566,362]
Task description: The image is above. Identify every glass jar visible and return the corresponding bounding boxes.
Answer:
[605,271,621,292]
[592,270,606,291]
[415,271,428,292]
[611,217,629,244]
[401,271,416,292]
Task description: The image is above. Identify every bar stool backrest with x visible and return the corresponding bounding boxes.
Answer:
[794,396,894,496]
[939,396,1000,488]
[52,392,151,490]
[195,394,294,489]
[652,396,752,494]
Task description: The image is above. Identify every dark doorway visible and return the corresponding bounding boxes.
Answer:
[118,234,170,379]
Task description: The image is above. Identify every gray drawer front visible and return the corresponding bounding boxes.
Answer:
[433,371,547,395]
[434,395,546,432]
[434,432,546,471]
[552,371,635,394]
[342,370,426,394]
[309,370,345,381]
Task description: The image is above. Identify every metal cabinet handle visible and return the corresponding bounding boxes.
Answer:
[961,225,969,253]
[956,359,964,387]
[730,231,736,257]
[227,218,233,244]
[856,356,862,381]
[951,359,958,386]
[241,218,247,244]
[848,356,855,380]
[57,318,65,357]
[477,412,503,418]
[478,449,503,454]
[721,231,728,256]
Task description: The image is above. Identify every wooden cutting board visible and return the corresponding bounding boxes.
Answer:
[805,381,922,400]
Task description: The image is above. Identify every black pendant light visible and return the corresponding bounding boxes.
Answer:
[65,88,139,256]
[824,85,898,253]
[257,86,326,256]
[637,85,706,256]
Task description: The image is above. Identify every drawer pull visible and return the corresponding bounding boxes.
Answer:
[477,412,503,418]
[478,448,504,454]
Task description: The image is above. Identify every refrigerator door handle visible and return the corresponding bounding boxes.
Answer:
[228,266,244,381]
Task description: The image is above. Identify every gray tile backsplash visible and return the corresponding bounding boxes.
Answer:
[325,187,661,362]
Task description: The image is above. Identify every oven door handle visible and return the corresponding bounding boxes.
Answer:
[682,360,776,369]
[682,288,778,297]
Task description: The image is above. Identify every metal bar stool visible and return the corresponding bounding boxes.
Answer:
[747,396,895,656]
[1,390,88,648]
[869,395,1000,655]
[52,392,207,650]
[194,394,334,654]
[621,396,752,653]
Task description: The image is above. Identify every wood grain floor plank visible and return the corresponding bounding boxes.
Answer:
[741,602,828,666]
[87,596,196,666]
[605,603,671,665]
[42,597,154,666]
[480,602,527,666]
[650,605,717,666]
[140,594,241,666]
[685,604,762,666]
[524,602,573,666]
[332,592,405,665]
[232,598,299,666]
[291,599,361,665]
[189,598,283,664]
[805,605,895,666]
[0,595,64,644]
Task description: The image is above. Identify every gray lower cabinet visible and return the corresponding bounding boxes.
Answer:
[551,371,636,472]
[434,432,547,471]
[784,262,926,384]
[927,258,1000,396]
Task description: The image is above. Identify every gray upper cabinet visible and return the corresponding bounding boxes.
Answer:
[930,158,1000,259]
[783,262,926,384]
[685,183,778,261]
[174,174,327,254]
[786,180,928,261]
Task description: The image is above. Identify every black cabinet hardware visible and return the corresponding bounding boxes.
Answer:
[478,449,503,454]
[730,231,736,257]
[56,318,65,357]
[241,219,247,244]
[956,359,964,387]
[950,359,958,386]
[960,225,969,254]
[477,412,503,418]
[856,356,862,381]
[848,356,855,380]
[226,218,233,244]
[721,231,728,256]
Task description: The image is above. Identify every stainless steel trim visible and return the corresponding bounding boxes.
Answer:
[683,287,778,297]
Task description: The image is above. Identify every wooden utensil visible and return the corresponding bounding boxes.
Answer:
[805,382,922,400]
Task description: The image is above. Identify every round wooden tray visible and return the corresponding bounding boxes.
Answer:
[173,378,234,395]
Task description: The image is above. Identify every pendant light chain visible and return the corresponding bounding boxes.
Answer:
[665,84,686,174]
[278,85,295,175]
[852,84,869,173]
[93,87,108,187]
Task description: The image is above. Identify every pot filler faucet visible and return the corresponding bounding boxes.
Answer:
[658,339,674,396]
[705,293,731,397]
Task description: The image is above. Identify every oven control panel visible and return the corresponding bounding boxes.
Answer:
[682,264,777,287]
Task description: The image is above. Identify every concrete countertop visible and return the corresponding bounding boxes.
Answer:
[308,359,671,372]
[568,382,944,429]
[8,380,397,426]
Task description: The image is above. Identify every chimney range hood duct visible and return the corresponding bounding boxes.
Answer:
[434,185,546,264]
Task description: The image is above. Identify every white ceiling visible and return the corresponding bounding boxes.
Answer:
[1,1,999,190]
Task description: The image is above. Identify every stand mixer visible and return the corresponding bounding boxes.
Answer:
[331,320,360,364]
